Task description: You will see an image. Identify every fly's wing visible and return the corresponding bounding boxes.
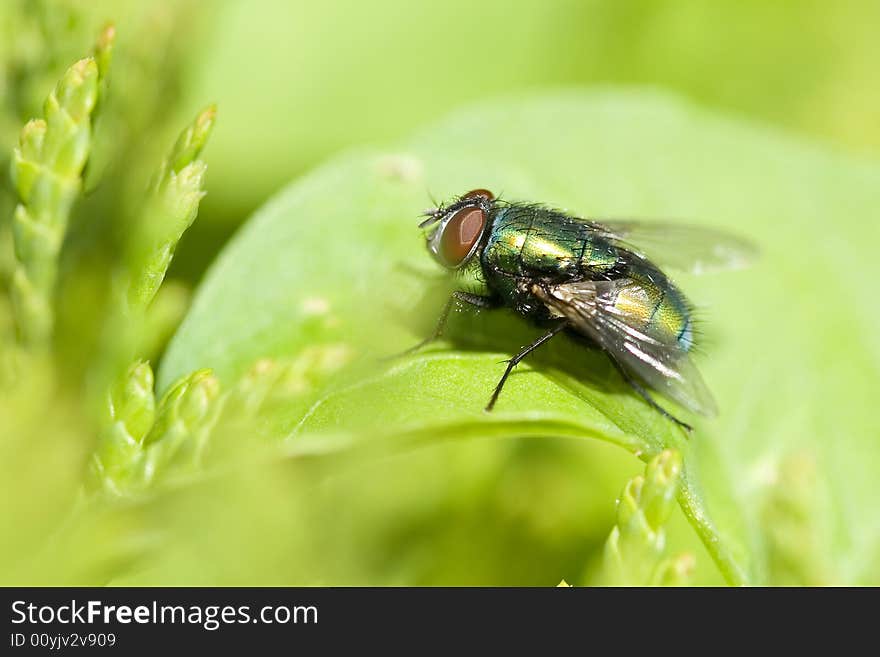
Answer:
[533,278,718,416]
[587,220,757,275]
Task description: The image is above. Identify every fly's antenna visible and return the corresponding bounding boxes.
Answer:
[418,207,444,228]
[419,190,452,228]
[418,188,444,228]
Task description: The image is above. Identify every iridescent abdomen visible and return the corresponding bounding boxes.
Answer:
[611,262,694,351]
[481,205,693,350]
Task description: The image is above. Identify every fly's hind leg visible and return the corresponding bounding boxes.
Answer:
[387,291,499,360]
[485,320,569,412]
[612,361,693,433]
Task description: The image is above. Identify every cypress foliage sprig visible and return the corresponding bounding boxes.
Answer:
[125,106,216,313]
[601,449,693,585]
[90,360,156,493]
[137,368,221,486]
[9,57,99,346]
[92,107,214,395]
[7,24,115,348]
[91,366,222,494]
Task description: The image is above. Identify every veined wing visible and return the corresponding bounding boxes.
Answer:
[533,278,718,416]
[588,220,757,275]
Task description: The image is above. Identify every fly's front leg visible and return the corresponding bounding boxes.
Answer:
[485,320,568,412]
[388,291,499,360]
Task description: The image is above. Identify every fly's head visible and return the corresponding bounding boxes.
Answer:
[420,189,495,269]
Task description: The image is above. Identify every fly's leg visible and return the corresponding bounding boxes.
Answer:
[485,320,568,412]
[612,361,693,433]
[387,291,499,360]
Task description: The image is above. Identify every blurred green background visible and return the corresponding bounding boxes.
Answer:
[5,1,880,279]
[170,0,880,278]
[1,0,878,586]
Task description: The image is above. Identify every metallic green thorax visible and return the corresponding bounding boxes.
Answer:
[477,204,694,350]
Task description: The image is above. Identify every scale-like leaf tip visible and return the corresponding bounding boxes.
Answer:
[655,553,696,586]
[177,369,220,428]
[109,360,156,444]
[641,449,682,531]
[145,368,219,445]
[11,120,47,201]
[169,105,217,175]
[50,58,99,124]
[95,23,116,81]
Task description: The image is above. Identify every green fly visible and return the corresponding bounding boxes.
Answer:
[409,188,755,431]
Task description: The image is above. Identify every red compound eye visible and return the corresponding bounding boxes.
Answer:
[439,206,487,267]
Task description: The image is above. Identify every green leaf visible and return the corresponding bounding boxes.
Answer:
[161,89,880,585]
